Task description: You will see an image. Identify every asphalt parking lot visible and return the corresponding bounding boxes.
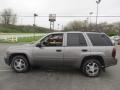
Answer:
[0,43,120,90]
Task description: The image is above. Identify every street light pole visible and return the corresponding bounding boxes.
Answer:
[96,0,101,31]
[89,12,93,25]
[61,25,64,30]
[96,2,99,26]
[84,18,88,32]
[33,13,38,41]
[58,24,60,30]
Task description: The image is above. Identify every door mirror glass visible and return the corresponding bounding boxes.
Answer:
[43,41,48,46]
[36,43,41,47]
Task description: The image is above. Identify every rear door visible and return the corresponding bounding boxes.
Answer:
[63,33,90,66]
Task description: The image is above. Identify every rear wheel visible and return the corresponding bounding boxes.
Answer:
[82,59,101,77]
[11,55,30,73]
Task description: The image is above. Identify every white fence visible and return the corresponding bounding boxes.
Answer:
[0,33,46,42]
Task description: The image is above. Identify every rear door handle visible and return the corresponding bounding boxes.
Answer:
[81,49,88,52]
[56,49,62,52]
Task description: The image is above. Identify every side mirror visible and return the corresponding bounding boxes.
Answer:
[36,43,41,47]
[43,41,48,46]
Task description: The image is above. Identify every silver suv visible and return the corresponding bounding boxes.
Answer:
[4,32,117,77]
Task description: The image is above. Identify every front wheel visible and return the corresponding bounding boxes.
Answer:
[11,55,30,73]
[82,59,101,77]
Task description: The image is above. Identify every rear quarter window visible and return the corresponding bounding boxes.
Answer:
[87,33,113,46]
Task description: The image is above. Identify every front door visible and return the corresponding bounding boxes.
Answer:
[33,33,64,66]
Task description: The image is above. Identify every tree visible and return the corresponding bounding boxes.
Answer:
[64,20,120,36]
[64,20,89,32]
[112,22,120,35]
[0,8,17,25]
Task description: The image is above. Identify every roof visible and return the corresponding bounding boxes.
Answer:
[50,31,105,34]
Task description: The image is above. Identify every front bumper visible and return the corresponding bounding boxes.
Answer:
[4,56,10,66]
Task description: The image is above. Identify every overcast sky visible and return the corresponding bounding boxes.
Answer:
[0,0,120,29]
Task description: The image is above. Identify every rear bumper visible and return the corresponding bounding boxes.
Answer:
[105,58,117,67]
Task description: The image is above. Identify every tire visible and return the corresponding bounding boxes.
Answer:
[11,55,30,73]
[82,59,101,77]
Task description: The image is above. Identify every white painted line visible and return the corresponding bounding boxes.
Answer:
[0,69,12,72]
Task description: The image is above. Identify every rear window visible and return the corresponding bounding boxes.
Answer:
[67,33,87,46]
[87,33,113,46]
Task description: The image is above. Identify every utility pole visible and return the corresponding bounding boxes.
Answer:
[33,13,38,26]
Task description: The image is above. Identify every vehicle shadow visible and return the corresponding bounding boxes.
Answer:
[29,66,116,79]
[30,66,85,76]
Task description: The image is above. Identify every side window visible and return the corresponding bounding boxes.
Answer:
[87,33,113,46]
[67,33,87,46]
[41,34,63,47]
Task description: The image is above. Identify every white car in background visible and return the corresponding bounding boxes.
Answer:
[110,36,120,45]
[110,36,120,41]
[110,37,115,45]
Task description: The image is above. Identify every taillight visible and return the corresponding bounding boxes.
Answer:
[112,48,116,58]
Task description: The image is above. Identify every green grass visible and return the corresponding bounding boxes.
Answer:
[17,36,42,42]
[0,24,53,33]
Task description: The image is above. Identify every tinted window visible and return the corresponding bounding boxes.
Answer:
[87,33,113,46]
[41,34,63,46]
[67,33,87,46]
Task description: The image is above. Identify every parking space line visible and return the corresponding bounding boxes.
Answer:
[0,56,4,58]
[0,69,11,72]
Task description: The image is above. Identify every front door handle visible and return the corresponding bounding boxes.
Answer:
[56,49,62,52]
[81,49,88,52]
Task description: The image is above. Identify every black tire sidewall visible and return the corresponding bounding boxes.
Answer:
[82,59,101,77]
[11,55,29,73]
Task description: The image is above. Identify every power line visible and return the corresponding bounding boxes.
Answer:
[1,15,120,17]
[19,15,120,18]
